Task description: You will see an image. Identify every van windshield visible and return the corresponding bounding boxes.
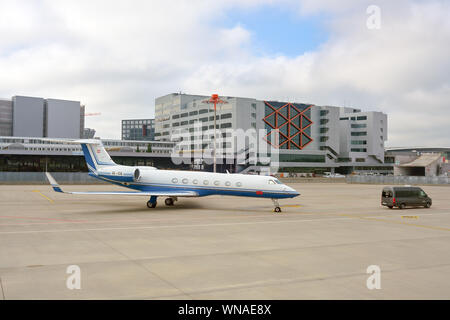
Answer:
[382,190,393,198]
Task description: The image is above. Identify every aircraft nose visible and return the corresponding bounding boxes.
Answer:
[284,186,300,196]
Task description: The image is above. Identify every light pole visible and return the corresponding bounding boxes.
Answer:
[203,94,228,173]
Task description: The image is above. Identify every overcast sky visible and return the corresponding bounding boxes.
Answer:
[0,0,449,147]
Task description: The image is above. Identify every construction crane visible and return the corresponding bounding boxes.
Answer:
[84,112,101,117]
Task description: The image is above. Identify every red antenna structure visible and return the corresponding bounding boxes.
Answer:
[202,94,228,173]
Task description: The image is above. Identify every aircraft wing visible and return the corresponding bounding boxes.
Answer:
[45,173,199,197]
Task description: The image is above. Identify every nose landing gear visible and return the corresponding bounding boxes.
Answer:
[271,199,282,213]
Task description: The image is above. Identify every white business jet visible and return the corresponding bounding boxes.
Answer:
[45,139,300,212]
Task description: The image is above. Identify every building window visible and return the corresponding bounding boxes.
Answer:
[351,124,367,128]
[351,132,367,136]
[172,114,179,119]
[199,109,208,114]
[355,158,366,162]
[357,116,367,120]
[220,123,232,128]
[279,154,326,163]
[320,110,329,116]
[189,111,198,116]
[221,113,232,119]
[351,140,367,145]
[351,148,367,152]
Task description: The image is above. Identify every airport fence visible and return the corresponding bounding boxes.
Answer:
[0,172,106,185]
[346,175,450,185]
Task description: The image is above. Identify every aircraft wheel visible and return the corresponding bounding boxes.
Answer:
[147,201,157,208]
[165,198,174,206]
[274,207,282,213]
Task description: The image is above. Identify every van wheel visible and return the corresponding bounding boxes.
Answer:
[425,202,431,208]
[399,203,406,209]
[388,206,393,209]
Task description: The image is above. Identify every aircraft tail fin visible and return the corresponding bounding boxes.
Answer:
[39,138,116,173]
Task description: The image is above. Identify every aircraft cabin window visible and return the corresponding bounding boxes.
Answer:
[214,181,220,186]
[203,180,209,185]
[236,182,242,187]
[172,178,178,183]
[193,179,198,184]
[182,178,188,184]
[225,181,231,186]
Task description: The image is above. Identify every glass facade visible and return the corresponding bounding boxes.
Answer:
[122,119,155,141]
[263,101,313,150]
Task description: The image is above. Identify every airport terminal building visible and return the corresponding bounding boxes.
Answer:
[155,93,391,174]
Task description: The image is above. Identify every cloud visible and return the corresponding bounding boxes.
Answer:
[0,0,448,147]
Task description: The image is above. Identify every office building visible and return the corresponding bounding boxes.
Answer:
[122,119,155,141]
[155,93,390,173]
[0,95,84,139]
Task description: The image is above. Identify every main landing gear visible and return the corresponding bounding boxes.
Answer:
[147,196,157,208]
[147,196,178,208]
[272,199,282,213]
[164,197,177,206]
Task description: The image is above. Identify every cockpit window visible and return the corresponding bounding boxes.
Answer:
[268,180,276,185]
[273,179,282,184]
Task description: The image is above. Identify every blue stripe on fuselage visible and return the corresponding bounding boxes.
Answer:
[95,174,299,199]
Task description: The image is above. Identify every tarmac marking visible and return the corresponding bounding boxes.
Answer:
[32,190,54,203]
[338,213,450,232]
[0,216,354,235]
